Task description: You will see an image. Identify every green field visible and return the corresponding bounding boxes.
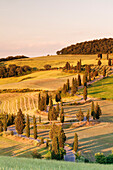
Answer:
[86,75,113,99]
[0,156,113,170]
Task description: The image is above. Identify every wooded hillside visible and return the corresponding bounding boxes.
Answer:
[56,38,113,55]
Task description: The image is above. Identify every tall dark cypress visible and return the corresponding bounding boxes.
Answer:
[83,86,87,101]
[33,115,37,139]
[26,114,30,137]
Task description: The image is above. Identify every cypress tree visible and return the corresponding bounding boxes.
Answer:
[83,86,87,101]
[52,136,59,159]
[48,96,53,121]
[39,116,41,123]
[98,60,102,66]
[62,84,67,94]
[3,115,7,131]
[0,121,3,133]
[86,109,90,122]
[74,78,78,92]
[78,74,81,86]
[26,114,30,137]
[71,78,76,95]
[73,133,78,152]
[88,73,91,81]
[83,74,87,86]
[56,102,60,117]
[58,126,66,148]
[108,58,111,66]
[39,96,46,111]
[60,107,64,123]
[91,101,95,119]
[33,115,37,139]
[15,109,25,135]
[55,91,61,102]
[51,106,57,120]
[66,79,70,91]
[95,102,102,119]
[79,59,81,72]
[45,92,49,105]
[103,67,106,77]
[38,93,41,110]
[49,123,58,140]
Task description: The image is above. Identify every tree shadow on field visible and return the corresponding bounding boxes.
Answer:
[0,145,20,156]
[79,132,113,161]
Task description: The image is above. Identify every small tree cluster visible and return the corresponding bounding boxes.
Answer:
[76,108,84,121]
[91,101,102,120]
[55,91,61,102]
[49,123,66,160]
[64,62,70,70]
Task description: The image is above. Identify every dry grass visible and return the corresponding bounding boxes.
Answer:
[3,54,113,69]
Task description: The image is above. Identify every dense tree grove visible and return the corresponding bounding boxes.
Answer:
[56,38,113,55]
[0,55,28,62]
[49,123,66,160]
[0,64,33,78]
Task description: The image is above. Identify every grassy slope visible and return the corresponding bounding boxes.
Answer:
[3,54,113,69]
[0,70,78,90]
[0,54,112,90]
[86,75,113,99]
[0,156,113,170]
[0,136,47,158]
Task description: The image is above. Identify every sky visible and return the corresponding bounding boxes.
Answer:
[0,0,113,57]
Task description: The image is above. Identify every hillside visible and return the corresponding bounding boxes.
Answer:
[57,38,113,55]
[0,156,113,170]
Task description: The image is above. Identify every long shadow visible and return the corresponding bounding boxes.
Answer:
[0,145,20,156]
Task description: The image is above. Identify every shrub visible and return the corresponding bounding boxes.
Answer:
[106,154,113,164]
[44,64,51,70]
[95,153,106,164]
[31,149,42,159]
[44,151,51,159]
[11,131,14,136]
[40,137,44,144]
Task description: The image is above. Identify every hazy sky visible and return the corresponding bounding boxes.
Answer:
[0,0,113,57]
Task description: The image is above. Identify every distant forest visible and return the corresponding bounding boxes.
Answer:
[0,55,28,62]
[56,38,113,55]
